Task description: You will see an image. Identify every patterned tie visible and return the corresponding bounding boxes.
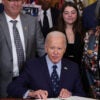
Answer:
[10,20,24,71]
[42,10,49,38]
[51,65,60,96]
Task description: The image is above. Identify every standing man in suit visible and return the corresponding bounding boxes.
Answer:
[38,0,60,39]
[7,31,85,99]
[82,0,99,31]
[0,0,45,97]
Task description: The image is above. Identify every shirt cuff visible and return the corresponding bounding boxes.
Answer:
[23,90,30,99]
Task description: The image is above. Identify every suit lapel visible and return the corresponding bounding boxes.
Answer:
[39,21,42,28]
[20,14,28,53]
[40,56,53,91]
[0,13,12,55]
[39,21,43,33]
[60,59,70,88]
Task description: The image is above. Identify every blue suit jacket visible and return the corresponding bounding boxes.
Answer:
[7,55,85,98]
[82,2,98,30]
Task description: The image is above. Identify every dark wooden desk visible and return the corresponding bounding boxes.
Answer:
[0,97,96,100]
[0,98,31,100]
[0,98,23,100]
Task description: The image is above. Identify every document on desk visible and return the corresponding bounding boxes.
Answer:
[36,96,96,100]
[61,96,96,100]
[58,96,96,100]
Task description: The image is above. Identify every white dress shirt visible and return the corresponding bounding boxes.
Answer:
[46,55,61,78]
[5,12,26,77]
[39,8,53,28]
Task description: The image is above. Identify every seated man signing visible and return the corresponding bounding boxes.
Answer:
[7,31,85,99]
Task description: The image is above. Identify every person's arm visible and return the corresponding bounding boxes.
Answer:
[34,17,45,56]
[71,65,86,97]
[23,90,30,99]
[82,8,89,31]
[7,64,31,98]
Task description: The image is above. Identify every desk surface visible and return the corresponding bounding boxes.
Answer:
[0,96,96,100]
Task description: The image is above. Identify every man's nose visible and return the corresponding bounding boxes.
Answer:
[54,49,58,54]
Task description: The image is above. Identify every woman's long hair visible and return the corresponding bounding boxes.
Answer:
[57,1,82,35]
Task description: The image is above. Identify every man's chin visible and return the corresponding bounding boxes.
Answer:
[52,60,60,64]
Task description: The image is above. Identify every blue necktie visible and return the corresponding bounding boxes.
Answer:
[10,20,24,71]
[51,65,60,96]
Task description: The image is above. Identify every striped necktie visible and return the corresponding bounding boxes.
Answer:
[10,20,24,71]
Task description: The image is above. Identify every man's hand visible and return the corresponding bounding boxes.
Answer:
[28,89,48,99]
[59,88,72,98]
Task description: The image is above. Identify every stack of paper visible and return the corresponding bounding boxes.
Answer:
[36,96,96,100]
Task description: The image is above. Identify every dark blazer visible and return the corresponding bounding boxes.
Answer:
[63,33,84,67]
[39,7,60,38]
[0,3,4,13]
[82,2,98,30]
[7,55,85,98]
[0,12,45,97]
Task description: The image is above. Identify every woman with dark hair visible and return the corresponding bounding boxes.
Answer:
[57,1,84,66]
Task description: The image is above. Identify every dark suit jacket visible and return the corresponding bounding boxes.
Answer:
[7,55,85,98]
[39,7,60,38]
[82,2,98,30]
[0,12,45,97]
[0,3,4,13]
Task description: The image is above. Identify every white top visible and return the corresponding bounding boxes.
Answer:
[38,8,53,28]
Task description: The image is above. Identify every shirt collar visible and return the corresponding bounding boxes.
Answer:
[41,8,51,15]
[46,55,61,68]
[4,12,20,23]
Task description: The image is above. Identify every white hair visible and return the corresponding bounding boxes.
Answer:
[45,31,67,47]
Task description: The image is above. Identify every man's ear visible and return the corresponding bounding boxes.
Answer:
[44,44,47,53]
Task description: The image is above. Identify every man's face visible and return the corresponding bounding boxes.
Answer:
[2,0,23,18]
[39,0,51,10]
[45,36,66,64]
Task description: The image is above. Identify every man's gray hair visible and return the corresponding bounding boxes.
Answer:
[45,31,67,47]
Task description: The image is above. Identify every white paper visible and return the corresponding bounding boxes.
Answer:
[36,96,96,100]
